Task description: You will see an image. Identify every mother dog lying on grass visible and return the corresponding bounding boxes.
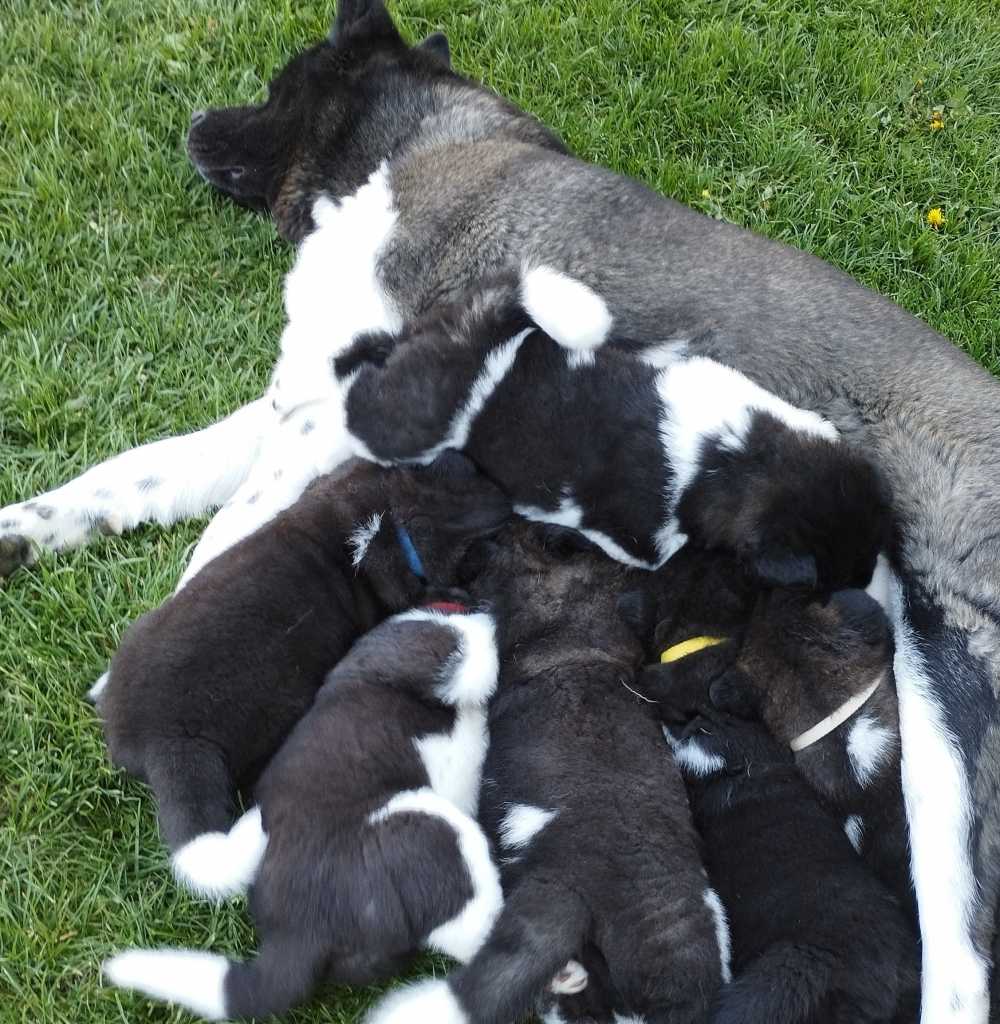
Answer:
[2,2,999,1019]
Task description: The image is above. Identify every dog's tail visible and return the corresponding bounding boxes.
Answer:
[713,942,838,1024]
[169,805,268,900]
[104,934,325,1021]
[366,877,590,1024]
[520,265,613,355]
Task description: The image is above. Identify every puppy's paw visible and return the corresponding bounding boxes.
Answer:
[550,959,589,996]
[0,534,34,579]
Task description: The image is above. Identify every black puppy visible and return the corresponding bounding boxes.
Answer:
[336,270,889,591]
[104,605,504,1020]
[664,700,919,1023]
[96,454,509,894]
[639,547,914,921]
[367,522,727,1024]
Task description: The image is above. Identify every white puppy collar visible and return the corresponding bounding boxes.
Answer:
[789,674,884,752]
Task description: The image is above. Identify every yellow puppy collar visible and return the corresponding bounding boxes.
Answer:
[659,635,727,663]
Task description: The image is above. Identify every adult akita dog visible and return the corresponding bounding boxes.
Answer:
[2,2,998,1019]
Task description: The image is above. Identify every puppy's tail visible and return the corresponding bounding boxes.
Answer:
[713,942,838,1024]
[170,805,268,900]
[103,935,325,1021]
[520,265,613,354]
[366,877,590,1024]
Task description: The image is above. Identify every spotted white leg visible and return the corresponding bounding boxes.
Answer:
[176,399,353,590]
[0,398,273,575]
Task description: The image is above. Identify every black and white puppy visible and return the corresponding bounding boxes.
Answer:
[367,522,728,1024]
[336,271,889,591]
[639,548,914,921]
[96,453,509,894]
[103,605,504,1020]
[663,700,919,1023]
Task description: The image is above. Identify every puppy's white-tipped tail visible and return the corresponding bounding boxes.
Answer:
[521,266,613,353]
[88,671,110,703]
[365,978,469,1024]
[103,948,230,1020]
[172,806,268,900]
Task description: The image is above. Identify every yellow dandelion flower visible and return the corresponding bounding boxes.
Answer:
[701,189,711,199]
[927,207,945,228]
[929,111,945,131]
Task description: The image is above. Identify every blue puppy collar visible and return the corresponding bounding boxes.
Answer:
[395,523,426,580]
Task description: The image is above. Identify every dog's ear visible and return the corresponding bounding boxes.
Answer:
[329,0,400,44]
[418,31,451,66]
[751,545,818,590]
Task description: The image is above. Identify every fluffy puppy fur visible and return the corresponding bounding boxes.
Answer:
[104,606,504,1020]
[366,522,726,1024]
[97,453,509,893]
[638,547,915,921]
[336,271,889,591]
[664,699,919,1024]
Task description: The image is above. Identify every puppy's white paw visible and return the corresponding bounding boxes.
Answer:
[549,958,589,995]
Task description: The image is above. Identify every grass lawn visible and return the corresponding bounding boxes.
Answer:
[1,0,999,1021]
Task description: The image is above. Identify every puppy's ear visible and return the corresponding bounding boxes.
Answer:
[751,545,818,589]
[418,31,451,65]
[708,669,757,719]
[332,330,396,379]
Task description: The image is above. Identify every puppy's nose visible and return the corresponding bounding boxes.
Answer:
[190,109,208,127]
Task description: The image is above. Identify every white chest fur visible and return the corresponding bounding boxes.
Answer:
[270,164,402,416]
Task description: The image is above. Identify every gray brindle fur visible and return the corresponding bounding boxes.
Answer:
[1,3,997,1018]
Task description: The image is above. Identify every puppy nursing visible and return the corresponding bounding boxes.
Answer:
[643,547,914,918]
[640,548,918,1022]
[96,454,508,892]
[338,269,888,590]
[367,524,728,1024]
[104,606,504,1020]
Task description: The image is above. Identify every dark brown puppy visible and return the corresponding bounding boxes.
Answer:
[637,546,914,921]
[367,523,726,1024]
[97,453,509,894]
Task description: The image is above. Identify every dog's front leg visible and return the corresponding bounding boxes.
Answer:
[0,399,273,577]
[175,399,352,589]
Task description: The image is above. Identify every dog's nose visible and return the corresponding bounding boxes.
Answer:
[190,109,208,127]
